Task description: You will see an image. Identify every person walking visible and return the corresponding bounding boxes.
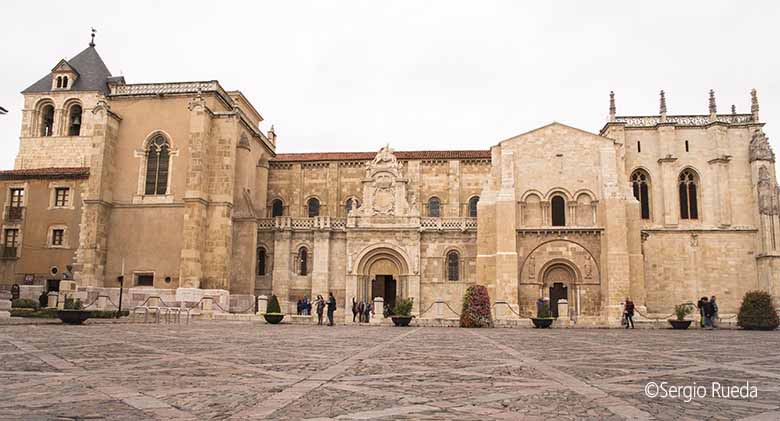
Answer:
[352,297,359,323]
[364,300,372,323]
[315,295,325,325]
[623,297,635,329]
[697,296,708,328]
[326,292,336,326]
[357,300,366,323]
[710,296,719,329]
[702,298,715,329]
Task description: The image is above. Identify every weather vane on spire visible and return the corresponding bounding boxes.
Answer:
[90,27,97,47]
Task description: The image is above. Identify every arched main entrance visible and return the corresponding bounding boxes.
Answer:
[542,263,576,318]
[354,246,411,314]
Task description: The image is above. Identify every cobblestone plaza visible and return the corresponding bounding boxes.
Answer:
[1,323,779,420]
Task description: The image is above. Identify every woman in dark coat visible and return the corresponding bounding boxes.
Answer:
[326,292,337,326]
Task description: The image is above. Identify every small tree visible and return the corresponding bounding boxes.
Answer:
[266,295,282,314]
[738,290,779,331]
[393,297,414,317]
[673,303,694,321]
[460,285,493,328]
[537,301,551,319]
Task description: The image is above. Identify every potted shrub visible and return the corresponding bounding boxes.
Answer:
[668,303,694,329]
[737,290,780,331]
[531,301,554,328]
[263,294,285,324]
[460,285,493,328]
[56,297,91,325]
[391,298,414,326]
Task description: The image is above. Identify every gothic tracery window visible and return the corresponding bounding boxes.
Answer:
[144,135,170,195]
[307,198,320,217]
[468,196,479,218]
[551,195,566,226]
[428,197,441,217]
[271,199,284,217]
[631,170,651,219]
[679,169,699,220]
[447,250,460,281]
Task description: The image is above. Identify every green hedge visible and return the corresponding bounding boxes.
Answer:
[12,298,39,310]
[738,290,780,331]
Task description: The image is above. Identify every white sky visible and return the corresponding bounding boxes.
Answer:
[1,1,779,170]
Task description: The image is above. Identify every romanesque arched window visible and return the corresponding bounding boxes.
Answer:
[298,247,309,275]
[256,247,267,276]
[345,197,359,215]
[271,199,284,217]
[144,135,170,195]
[67,104,82,136]
[551,195,566,226]
[307,198,320,217]
[631,170,651,219]
[468,196,479,218]
[40,103,54,137]
[428,197,441,217]
[56,76,62,89]
[62,76,69,88]
[447,250,460,281]
[679,169,699,220]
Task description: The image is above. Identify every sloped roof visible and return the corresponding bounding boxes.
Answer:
[22,46,112,95]
[0,167,90,180]
[273,150,491,162]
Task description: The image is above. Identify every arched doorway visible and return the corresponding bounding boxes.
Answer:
[543,263,576,318]
[355,246,411,316]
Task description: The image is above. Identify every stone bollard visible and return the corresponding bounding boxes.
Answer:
[202,296,213,313]
[97,295,107,310]
[371,297,384,325]
[47,292,58,308]
[0,291,11,319]
[256,295,268,315]
[434,298,444,319]
[557,299,569,320]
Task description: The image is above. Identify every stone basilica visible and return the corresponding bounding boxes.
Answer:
[2,40,779,324]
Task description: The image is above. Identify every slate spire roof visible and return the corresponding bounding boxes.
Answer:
[22,45,113,95]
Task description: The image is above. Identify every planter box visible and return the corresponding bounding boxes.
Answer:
[668,319,692,330]
[57,310,91,325]
[391,316,413,327]
[531,318,554,328]
[264,313,284,324]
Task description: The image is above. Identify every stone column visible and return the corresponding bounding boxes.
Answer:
[256,295,268,315]
[709,156,732,227]
[179,95,211,289]
[371,297,384,324]
[272,230,292,313]
[494,149,519,319]
[73,102,121,287]
[312,231,331,301]
[600,146,631,324]
[345,274,358,323]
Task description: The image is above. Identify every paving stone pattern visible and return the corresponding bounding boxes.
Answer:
[0,323,779,420]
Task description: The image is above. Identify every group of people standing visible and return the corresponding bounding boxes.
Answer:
[697,296,719,329]
[298,293,337,326]
[352,298,374,323]
[622,295,720,329]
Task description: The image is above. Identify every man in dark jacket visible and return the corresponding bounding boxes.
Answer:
[623,297,635,329]
[326,292,337,326]
[702,298,715,329]
[697,297,708,327]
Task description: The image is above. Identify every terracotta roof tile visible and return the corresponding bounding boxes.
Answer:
[0,167,90,180]
[273,150,491,162]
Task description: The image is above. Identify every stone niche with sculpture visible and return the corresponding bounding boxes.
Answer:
[348,145,421,228]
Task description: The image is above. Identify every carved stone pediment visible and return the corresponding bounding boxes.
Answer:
[355,145,415,217]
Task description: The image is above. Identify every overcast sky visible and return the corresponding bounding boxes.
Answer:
[1,1,778,170]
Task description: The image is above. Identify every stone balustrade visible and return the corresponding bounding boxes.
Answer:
[256,216,477,232]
